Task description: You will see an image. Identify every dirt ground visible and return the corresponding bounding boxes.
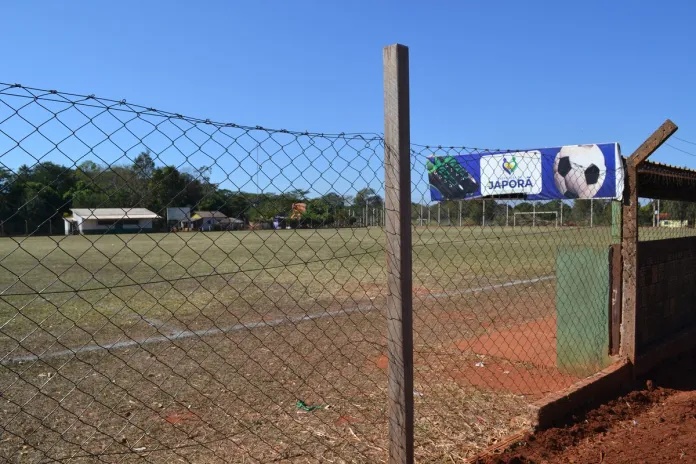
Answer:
[475,350,696,464]
[0,228,597,462]
[0,279,560,463]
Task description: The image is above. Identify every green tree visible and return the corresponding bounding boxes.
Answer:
[638,203,654,226]
[321,192,345,212]
[132,151,155,179]
[303,198,334,226]
[354,187,383,208]
[21,181,63,233]
[149,166,188,212]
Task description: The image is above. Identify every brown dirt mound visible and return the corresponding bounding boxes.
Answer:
[473,350,696,464]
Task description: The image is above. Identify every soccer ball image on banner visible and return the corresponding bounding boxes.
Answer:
[553,144,607,199]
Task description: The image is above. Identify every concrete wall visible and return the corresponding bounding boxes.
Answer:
[636,236,696,355]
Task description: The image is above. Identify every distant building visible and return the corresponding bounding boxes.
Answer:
[217,217,245,231]
[190,211,228,231]
[659,219,689,228]
[64,208,161,235]
[166,207,193,230]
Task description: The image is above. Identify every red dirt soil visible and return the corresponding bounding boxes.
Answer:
[451,359,577,397]
[474,350,696,464]
[374,316,579,397]
[455,317,557,368]
[453,317,578,396]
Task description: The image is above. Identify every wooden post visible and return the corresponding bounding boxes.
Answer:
[621,119,678,364]
[383,43,414,464]
[609,244,623,355]
[482,199,486,227]
[621,159,639,364]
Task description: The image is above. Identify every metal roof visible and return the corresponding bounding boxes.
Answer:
[633,159,696,202]
[192,211,227,218]
[70,208,161,220]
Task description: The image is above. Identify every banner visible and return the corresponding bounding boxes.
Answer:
[427,143,623,201]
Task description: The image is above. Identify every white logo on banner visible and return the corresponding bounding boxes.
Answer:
[480,151,542,196]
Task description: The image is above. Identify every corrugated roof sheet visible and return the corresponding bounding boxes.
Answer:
[193,211,227,218]
[71,208,161,220]
[623,156,696,174]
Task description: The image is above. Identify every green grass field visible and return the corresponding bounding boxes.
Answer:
[1,225,694,462]
[0,226,606,357]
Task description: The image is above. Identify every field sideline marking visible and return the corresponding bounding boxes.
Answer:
[1,275,555,365]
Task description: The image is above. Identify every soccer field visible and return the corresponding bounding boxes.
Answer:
[0,225,671,462]
[0,226,611,359]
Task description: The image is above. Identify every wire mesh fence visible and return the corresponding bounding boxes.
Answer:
[637,198,696,242]
[408,144,624,460]
[0,81,678,462]
[0,83,390,463]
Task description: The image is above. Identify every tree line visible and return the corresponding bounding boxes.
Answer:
[0,152,384,235]
[2,151,694,235]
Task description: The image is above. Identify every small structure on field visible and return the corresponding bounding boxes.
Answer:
[64,208,161,235]
[167,207,193,230]
[659,219,689,228]
[167,206,195,231]
[217,217,245,230]
[191,211,234,231]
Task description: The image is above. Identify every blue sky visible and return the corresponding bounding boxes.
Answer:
[2,0,696,200]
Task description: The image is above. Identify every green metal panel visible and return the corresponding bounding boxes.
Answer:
[556,247,612,377]
[611,200,622,242]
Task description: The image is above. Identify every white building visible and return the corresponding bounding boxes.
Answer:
[659,219,689,228]
[166,207,192,230]
[64,208,161,235]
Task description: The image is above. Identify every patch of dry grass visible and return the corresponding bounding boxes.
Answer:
[0,226,612,462]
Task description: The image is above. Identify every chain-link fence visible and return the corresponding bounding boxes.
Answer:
[0,83,392,463]
[406,144,625,460]
[636,198,696,242]
[0,76,672,462]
